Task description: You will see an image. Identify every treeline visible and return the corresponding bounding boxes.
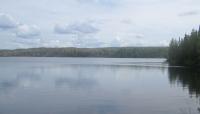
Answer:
[168,27,200,66]
[0,47,168,58]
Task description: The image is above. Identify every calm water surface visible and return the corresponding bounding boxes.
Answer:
[0,57,199,114]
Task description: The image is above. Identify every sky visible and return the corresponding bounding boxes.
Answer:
[0,0,200,49]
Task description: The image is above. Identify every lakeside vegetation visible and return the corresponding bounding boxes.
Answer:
[168,27,200,66]
[2,26,200,66]
[0,47,168,58]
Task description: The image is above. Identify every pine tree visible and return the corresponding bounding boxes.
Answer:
[168,26,200,66]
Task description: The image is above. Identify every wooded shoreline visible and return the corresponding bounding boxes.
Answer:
[0,47,168,58]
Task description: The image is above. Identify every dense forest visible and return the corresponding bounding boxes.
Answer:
[168,27,200,66]
[0,47,168,58]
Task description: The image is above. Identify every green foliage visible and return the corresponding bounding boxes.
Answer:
[168,26,200,66]
[0,47,168,58]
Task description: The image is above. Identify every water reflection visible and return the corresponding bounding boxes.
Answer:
[168,68,200,113]
[91,103,120,114]
[0,72,41,94]
[55,76,97,89]
[168,68,200,97]
[1,58,200,114]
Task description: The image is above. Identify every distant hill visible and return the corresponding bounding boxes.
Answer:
[0,47,168,58]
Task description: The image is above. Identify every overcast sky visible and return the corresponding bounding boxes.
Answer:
[0,0,200,49]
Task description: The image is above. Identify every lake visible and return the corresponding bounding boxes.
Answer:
[0,57,199,114]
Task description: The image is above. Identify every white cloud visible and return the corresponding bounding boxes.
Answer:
[54,22,99,35]
[72,37,104,48]
[135,34,144,39]
[121,19,132,24]
[1,0,200,48]
[12,38,41,48]
[179,10,199,16]
[16,24,41,38]
[41,40,61,47]
[76,0,117,6]
[53,22,102,47]
[0,13,41,38]
[0,13,18,29]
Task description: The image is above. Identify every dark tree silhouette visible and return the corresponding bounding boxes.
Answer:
[168,26,200,66]
[0,47,168,58]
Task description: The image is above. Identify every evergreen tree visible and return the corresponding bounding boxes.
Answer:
[168,26,200,66]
